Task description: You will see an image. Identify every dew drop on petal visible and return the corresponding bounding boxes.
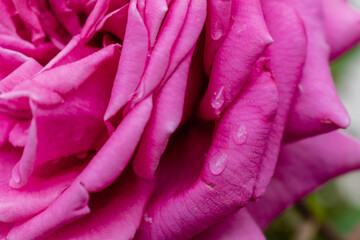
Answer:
[233,124,247,145]
[211,21,224,40]
[211,86,225,111]
[209,152,227,175]
[143,213,153,223]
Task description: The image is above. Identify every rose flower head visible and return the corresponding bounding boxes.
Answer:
[0,0,360,239]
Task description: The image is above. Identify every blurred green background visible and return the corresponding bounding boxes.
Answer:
[265,9,360,239]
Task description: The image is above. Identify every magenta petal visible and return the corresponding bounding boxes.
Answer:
[0,47,30,79]
[77,95,152,192]
[32,44,119,94]
[198,0,273,120]
[6,96,153,240]
[0,58,43,93]
[133,51,193,179]
[6,45,120,189]
[47,169,154,240]
[48,0,82,36]
[137,61,278,239]
[252,0,307,198]
[101,4,129,41]
[323,0,360,60]
[12,0,45,44]
[203,0,231,76]
[0,222,13,239]
[80,0,110,41]
[162,0,206,82]
[0,147,85,223]
[193,209,265,240]
[0,34,59,64]
[104,0,148,120]
[130,0,191,104]
[248,131,360,229]
[0,1,17,33]
[284,0,350,141]
[7,181,90,240]
[145,0,168,47]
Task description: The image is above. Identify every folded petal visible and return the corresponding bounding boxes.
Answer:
[193,209,265,240]
[80,0,110,41]
[4,45,120,188]
[145,0,168,47]
[0,223,13,239]
[47,169,154,240]
[162,0,206,82]
[130,0,191,104]
[136,60,278,239]
[6,96,153,240]
[12,0,46,44]
[0,146,86,223]
[133,50,193,179]
[247,131,360,229]
[284,0,350,141]
[323,0,360,60]
[0,58,43,93]
[0,34,59,64]
[252,0,307,198]
[203,0,231,76]
[49,0,82,36]
[198,0,273,120]
[100,3,129,41]
[0,47,30,79]
[104,0,148,120]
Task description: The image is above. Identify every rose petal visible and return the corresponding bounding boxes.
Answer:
[252,0,307,198]
[129,0,191,105]
[104,0,148,120]
[49,0,82,36]
[133,50,193,179]
[101,3,129,41]
[193,209,265,240]
[0,47,30,79]
[136,60,278,239]
[76,95,152,192]
[6,95,153,240]
[0,222,13,239]
[284,0,350,141]
[247,131,360,229]
[47,169,154,240]
[323,0,360,60]
[80,0,110,41]
[162,0,207,82]
[198,0,273,120]
[0,34,59,64]
[0,58,42,93]
[11,0,45,44]
[145,0,168,47]
[0,146,86,223]
[203,0,231,76]
[5,45,120,188]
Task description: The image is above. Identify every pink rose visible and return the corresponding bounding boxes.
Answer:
[0,0,360,239]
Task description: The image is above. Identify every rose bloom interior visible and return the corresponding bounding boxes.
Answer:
[0,0,360,239]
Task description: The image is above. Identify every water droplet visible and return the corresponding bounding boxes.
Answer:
[298,84,304,93]
[211,21,223,40]
[209,152,227,175]
[233,125,247,145]
[211,86,225,111]
[321,118,333,125]
[143,213,153,223]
